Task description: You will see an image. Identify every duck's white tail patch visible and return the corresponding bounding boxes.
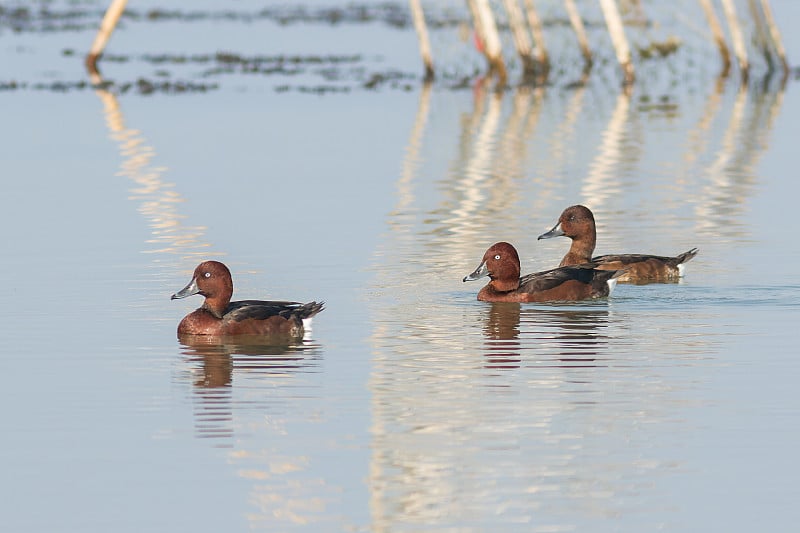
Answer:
[606,278,618,295]
[302,318,314,339]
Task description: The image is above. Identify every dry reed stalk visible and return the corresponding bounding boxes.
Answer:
[564,0,592,67]
[86,0,128,73]
[698,0,732,76]
[522,0,550,70]
[409,0,435,79]
[758,0,789,74]
[598,0,634,84]
[501,0,536,75]
[471,0,508,82]
[720,0,750,80]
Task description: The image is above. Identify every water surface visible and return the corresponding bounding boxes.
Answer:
[2,1,800,531]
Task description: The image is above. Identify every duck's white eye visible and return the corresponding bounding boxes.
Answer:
[204,272,211,278]
[494,254,501,260]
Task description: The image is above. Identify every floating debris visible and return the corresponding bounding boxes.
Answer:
[637,37,682,60]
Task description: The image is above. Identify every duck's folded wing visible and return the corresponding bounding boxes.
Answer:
[593,253,664,264]
[226,300,324,321]
[594,248,698,266]
[518,264,598,292]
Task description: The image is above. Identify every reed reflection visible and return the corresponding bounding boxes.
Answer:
[436,80,548,268]
[444,78,506,243]
[93,84,214,261]
[581,89,635,212]
[695,76,786,238]
[544,74,589,192]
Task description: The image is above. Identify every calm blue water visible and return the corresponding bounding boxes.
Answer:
[2,1,800,531]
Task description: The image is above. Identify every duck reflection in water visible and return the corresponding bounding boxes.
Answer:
[178,335,320,445]
[483,303,523,369]
[481,304,611,370]
[179,335,316,387]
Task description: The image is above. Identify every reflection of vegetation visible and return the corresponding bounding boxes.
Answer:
[0,3,421,33]
[636,94,679,116]
[1,50,418,93]
[1,45,418,93]
[139,52,363,69]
